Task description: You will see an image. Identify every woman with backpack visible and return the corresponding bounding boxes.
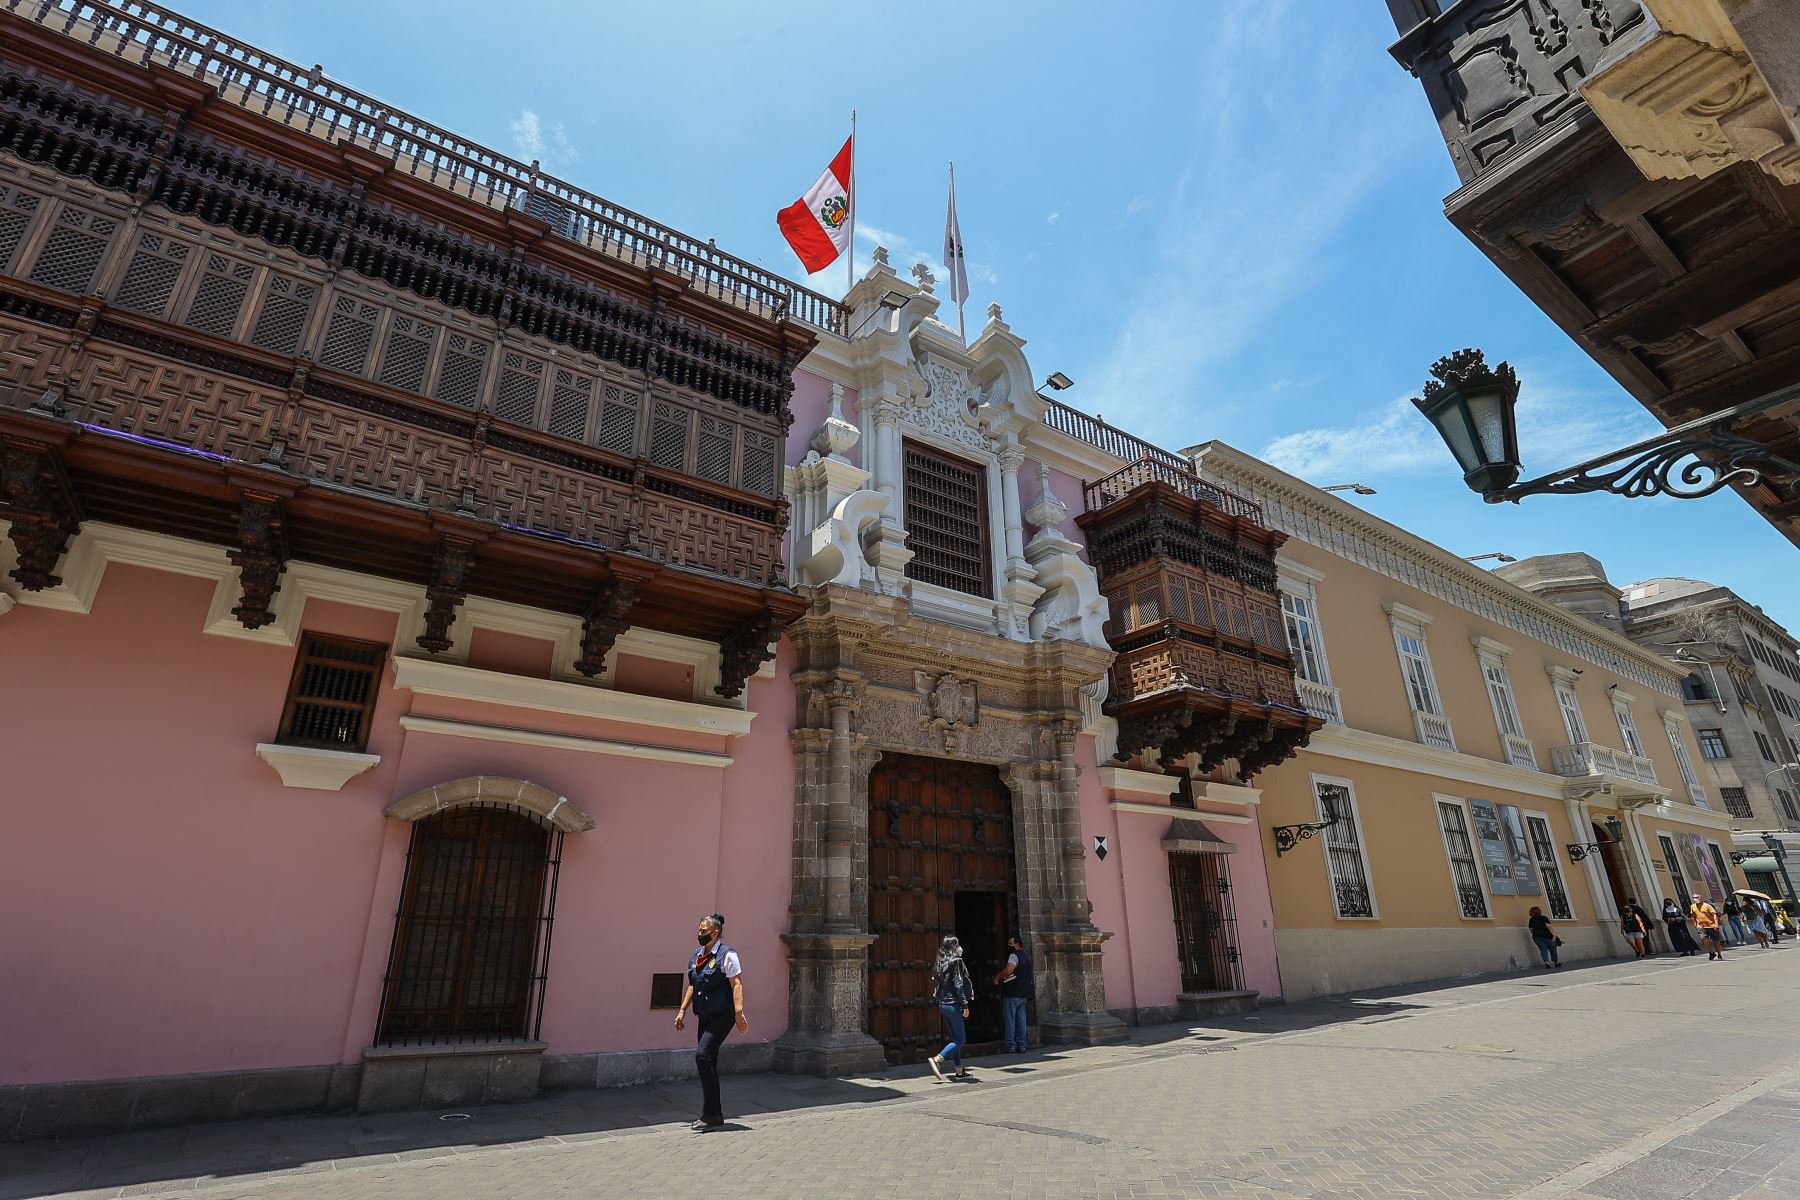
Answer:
[926,935,975,1082]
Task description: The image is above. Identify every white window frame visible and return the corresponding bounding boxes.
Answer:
[1279,560,1341,725]
[1663,712,1707,807]
[1433,795,1491,921]
[1281,590,1329,685]
[1387,603,1454,751]
[1612,693,1648,759]
[1549,667,1589,745]
[1474,637,1534,769]
[1313,773,1378,920]
[1523,809,1576,922]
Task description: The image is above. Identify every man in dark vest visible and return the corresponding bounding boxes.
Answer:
[993,933,1034,1053]
[674,912,746,1131]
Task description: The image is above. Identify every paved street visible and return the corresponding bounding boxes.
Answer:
[8,948,1800,1200]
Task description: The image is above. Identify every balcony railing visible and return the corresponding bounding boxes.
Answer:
[1414,710,1456,752]
[1084,456,1263,523]
[1502,734,1538,771]
[1043,398,1191,472]
[1297,679,1343,725]
[1550,742,1659,786]
[6,0,847,334]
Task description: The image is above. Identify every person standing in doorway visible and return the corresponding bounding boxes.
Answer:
[926,935,974,1082]
[1620,904,1650,958]
[1527,906,1562,969]
[1690,893,1725,960]
[674,913,747,1131]
[1723,894,1748,946]
[992,934,1034,1053]
[1662,897,1699,956]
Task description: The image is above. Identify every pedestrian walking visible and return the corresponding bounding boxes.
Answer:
[1620,904,1650,958]
[926,935,975,1082]
[674,913,747,1132]
[1723,895,1748,946]
[1527,905,1563,968]
[1690,894,1725,960]
[992,933,1034,1052]
[1758,897,1783,942]
[1627,897,1659,955]
[1744,899,1772,948]
[1662,897,1699,956]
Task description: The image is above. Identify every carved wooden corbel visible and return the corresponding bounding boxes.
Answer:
[417,534,477,654]
[574,575,643,678]
[716,608,782,700]
[227,490,289,629]
[0,439,82,591]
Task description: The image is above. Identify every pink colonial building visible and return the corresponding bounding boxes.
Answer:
[0,1,1315,1140]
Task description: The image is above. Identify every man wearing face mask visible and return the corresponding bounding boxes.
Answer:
[674,912,746,1131]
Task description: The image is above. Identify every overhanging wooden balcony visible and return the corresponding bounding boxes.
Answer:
[1075,458,1320,777]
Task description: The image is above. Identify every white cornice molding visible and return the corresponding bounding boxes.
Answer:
[1194,781,1263,807]
[398,714,733,769]
[1108,800,1253,824]
[1277,557,1328,588]
[254,743,382,791]
[392,656,756,737]
[1385,601,1434,629]
[1097,766,1180,800]
[1473,635,1514,658]
[1631,797,1737,833]
[1303,723,1565,799]
[1547,665,1583,686]
[1188,444,1686,695]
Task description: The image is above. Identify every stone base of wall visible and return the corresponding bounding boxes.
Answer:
[1274,923,1623,1002]
[1177,990,1260,1019]
[541,1041,776,1091]
[1,1062,361,1142]
[356,1041,545,1114]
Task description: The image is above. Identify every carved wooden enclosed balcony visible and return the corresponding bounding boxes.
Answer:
[0,0,838,693]
[1075,459,1320,778]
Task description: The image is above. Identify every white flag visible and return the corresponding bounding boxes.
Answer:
[943,166,969,307]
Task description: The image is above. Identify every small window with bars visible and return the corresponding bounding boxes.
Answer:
[1720,787,1753,819]
[649,973,685,1009]
[902,440,991,598]
[1526,814,1574,921]
[276,632,386,752]
[1317,780,1375,919]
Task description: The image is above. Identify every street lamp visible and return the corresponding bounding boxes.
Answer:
[846,289,911,339]
[1044,372,1075,391]
[1412,350,1800,504]
[1568,815,1625,863]
[1272,793,1343,858]
[1464,552,1516,564]
[1320,483,1377,495]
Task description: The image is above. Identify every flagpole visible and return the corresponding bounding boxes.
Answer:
[949,160,964,340]
[846,109,856,298]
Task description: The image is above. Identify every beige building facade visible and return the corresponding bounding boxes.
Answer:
[1188,444,1746,1001]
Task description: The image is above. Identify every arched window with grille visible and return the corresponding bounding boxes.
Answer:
[375,801,568,1046]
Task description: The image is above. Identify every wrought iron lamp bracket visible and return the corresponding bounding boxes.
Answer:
[1273,802,1342,858]
[1490,389,1800,505]
[1567,841,1605,863]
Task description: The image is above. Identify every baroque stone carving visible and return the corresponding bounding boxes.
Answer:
[908,351,992,453]
[227,491,289,629]
[0,439,81,591]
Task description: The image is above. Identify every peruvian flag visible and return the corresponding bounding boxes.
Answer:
[777,136,853,273]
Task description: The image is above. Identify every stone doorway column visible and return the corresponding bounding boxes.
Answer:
[773,673,887,1075]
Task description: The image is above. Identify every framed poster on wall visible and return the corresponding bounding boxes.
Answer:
[1469,798,1516,896]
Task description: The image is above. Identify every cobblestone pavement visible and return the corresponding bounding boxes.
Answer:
[8,949,1800,1199]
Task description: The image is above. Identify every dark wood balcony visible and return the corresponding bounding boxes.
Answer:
[0,0,834,695]
[1076,458,1320,778]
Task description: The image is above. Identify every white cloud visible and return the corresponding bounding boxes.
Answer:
[511,110,579,167]
[1047,211,1061,225]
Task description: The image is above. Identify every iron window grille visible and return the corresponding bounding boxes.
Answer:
[276,632,386,752]
[1318,782,1375,918]
[901,439,992,598]
[1526,815,1573,921]
[374,802,565,1046]
[1720,787,1753,819]
[1168,852,1244,993]
[1436,801,1489,919]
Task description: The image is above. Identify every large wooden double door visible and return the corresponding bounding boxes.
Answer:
[867,753,1018,1064]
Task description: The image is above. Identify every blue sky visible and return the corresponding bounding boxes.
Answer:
[181,0,1799,635]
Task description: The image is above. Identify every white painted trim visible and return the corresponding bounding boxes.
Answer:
[1547,665,1583,686]
[1193,781,1262,808]
[1472,635,1514,658]
[1276,556,1328,588]
[397,714,733,768]
[1303,724,1565,799]
[1431,793,1494,921]
[1384,601,1435,628]
[391,656,755,736]
[254,743,382,791]
[1098,766,1179,801]
[1108,800,1252,824]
